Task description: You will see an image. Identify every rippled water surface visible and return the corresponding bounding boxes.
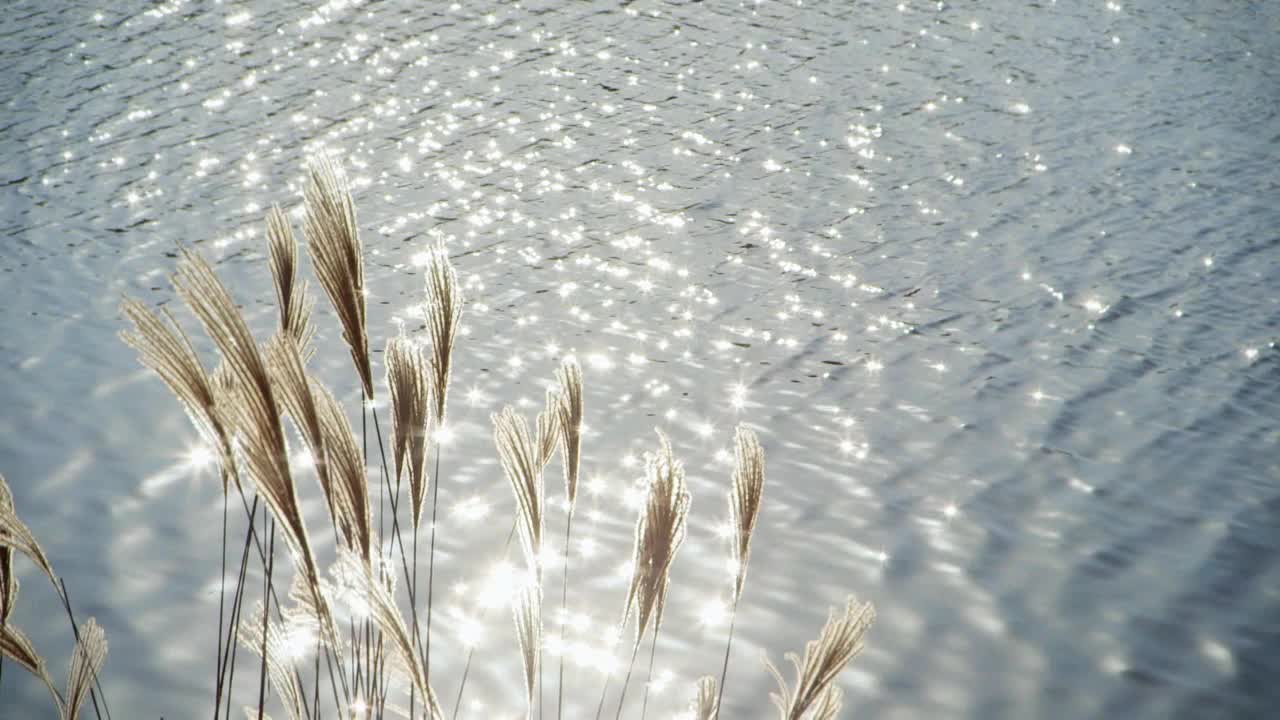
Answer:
[3,1,1279,717]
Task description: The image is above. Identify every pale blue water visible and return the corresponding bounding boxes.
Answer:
[2,1,1278,718]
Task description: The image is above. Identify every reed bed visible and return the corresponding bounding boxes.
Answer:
[1,151,876,719]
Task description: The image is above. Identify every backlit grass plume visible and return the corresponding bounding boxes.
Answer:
[713,424,765,717]
[62,618,107,720]
[0,623,59,704]
[0,472,54,584]
[689,676,717,720]
[727,426,764,603]
[494,407,546,579]
[386,335,434,528]
[421,240,463,424]
[765,596,875,720]
[513,583,542,719]
[266,204,315,358]
[266,335,337,529]
[313,382,374,565]
[622,432,690,651]
[552,358,582,720]
[554,358,583,509]
[606,431,691,719]
[120,298,238,492]
[304,153,372,398]
[537,388,561,470]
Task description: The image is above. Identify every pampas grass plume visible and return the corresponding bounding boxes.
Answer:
[304,153,372,398]
[386,334,434,528]
[765,595,875,720]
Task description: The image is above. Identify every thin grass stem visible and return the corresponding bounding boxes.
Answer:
[712,599,739,720]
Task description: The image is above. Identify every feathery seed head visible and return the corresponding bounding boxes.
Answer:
[494,407,544,579]
[386,334,434,528]
[266,204,316,358]
[729,424,765,602]
[120,298,238,492]
[555,357,584,509]
[422,240,463,424]
[536,387,561,470]
[691,676,718,720]
[622,430,691,648]
[304,152,373,398]
[765,595,875,720]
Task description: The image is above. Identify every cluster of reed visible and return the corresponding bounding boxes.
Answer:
[0,472,109,720]
[7,151,875,719]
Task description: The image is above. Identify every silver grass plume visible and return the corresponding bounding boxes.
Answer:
[765,596,875,720]
[537,387,561,469]
[494,407,545,579]
[513,583,542,718]
[729,425,765,603]
[0,619,60,706]
[812,686,843,720]
[0,474,20,624]
[62,617,107,720]
[555,357,583,509]
[171,250,333,640]
[303,152,372,398]
[690,676,718,720]
[421,240,463,424]
[0,471,55,584]
[334,550,443,719]
[238,603,307,720]
[621,431,691,649]
[120,298,238,492]
[312,383,373,564]
[266,205,315,359]
[386,334,434,528]
[266,335,337,530]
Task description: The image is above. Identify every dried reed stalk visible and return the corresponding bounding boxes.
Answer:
[304,153,372,398]
[386,335,433,528]
[266,205,315,359]
[513,584,542,719]
[421,240,463,425]
[765,596,875,720]
[63,617,107,720]
[120,298,238,492]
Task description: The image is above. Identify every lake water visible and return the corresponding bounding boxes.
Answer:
[2,1,1278,718]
